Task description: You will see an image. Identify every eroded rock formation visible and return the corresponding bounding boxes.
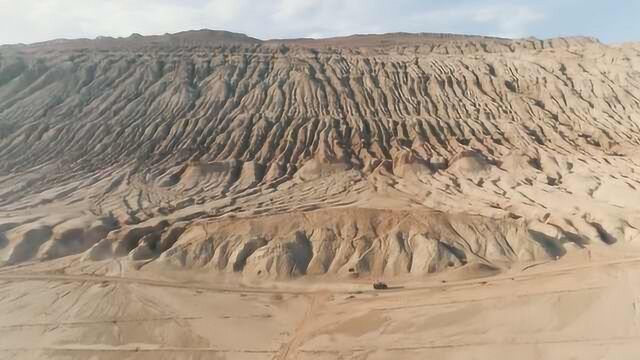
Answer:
[1,30,640,277]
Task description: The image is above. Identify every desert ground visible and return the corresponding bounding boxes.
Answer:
[2,247,640,359]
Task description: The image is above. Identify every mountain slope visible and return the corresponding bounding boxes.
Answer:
[1,30,640,278]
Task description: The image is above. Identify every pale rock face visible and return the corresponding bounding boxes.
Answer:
[1,30,640,277]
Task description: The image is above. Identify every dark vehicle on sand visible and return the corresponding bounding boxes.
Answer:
[373,281,388,290]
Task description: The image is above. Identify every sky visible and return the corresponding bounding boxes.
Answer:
[0,0,639,45]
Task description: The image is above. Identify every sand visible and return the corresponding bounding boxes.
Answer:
[0,247,640,359]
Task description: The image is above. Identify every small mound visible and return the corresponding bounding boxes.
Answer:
[295,159,350,182]
[391,150,432,178]
[447,150,492,175]
[501,151,538,173]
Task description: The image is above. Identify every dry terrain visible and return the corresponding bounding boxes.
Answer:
[2,30,640,359]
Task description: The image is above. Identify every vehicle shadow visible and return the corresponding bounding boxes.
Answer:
[384,286,405,290]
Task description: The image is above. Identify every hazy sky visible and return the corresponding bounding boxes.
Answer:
[1,0,639,45]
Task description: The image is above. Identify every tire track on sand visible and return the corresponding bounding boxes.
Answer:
[273,292,328,360]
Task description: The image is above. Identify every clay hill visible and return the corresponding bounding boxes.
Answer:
[2,29,640,280]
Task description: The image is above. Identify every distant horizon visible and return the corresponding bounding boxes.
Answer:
[0,28,612,47]
[1,1,638,46]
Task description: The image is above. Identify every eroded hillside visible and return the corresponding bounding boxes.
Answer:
[2,30,640,278]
